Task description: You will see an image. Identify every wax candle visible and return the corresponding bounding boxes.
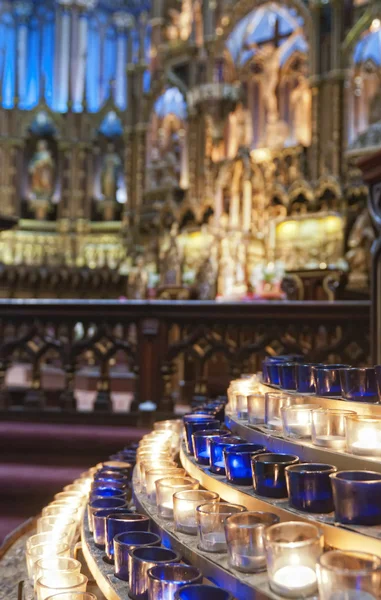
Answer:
[346,416,381,458]
[271,565,317,598]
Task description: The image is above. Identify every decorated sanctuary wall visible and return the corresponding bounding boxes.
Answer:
[0,0,379,299]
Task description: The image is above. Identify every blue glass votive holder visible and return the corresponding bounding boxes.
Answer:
[147,564,203,600]
[88,497,126,533]
[129,546,181,600]
[312,364,349,397]
[223,444,266,486]
[94,470,126,481]
[192,429,228,465]
[174,585,234,600]
[295,363,322,394]
[114,531,161,581]
[209,436,244,475]
[102,461,133,478]
[252,453,299,498]
[330,470,381,525]
[265,358,285,385]
[106,512,150,561]
[278,363,297,391]
[184,418,220,455]
[91,479,127,493]
[89,487,125,501]
[339,367,379,403]
[285,463,337,513]
[93,507,132,548]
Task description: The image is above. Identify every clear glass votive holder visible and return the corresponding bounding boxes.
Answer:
[42,506,79,520]
[114,531,162,581]
[339,367,379,403]
[37,517,76,543]
[26,533,69,553]
[173,584,234,600]
[192,430,227,465]
[196,502,246,553]
[140,460,177,492]
[146,468,186,505]
[317,550,381,600]
[173,490,220,535]
[87,497,126,533]
[312,408,356,450]
[281,404,317,439]
[147,564,203,600]
[106,512,150,561]
[54,492,85,506]
[156,477,199,519]
[264,521,323,599]
[224,511,279,572]
[264,392,293,431]
[45,594,96,600]
[93,507,132,548]
[154,419,183,435]
[36,573,88,600]
[346,415,381,458]
[35,558,81,585]
[209,436,243,475]
[129,546,181,600]
[26,542,71,579]
[247,393,266,425]
[184,418,220,455]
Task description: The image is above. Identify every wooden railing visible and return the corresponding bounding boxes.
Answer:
[0,299,371,418]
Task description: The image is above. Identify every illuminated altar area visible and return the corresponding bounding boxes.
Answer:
[0,0,378,299]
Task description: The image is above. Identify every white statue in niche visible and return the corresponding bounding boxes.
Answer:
[290,67,312,147]
[228,102,253,158]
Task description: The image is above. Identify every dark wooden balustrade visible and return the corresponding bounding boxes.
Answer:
[0,299,371,421]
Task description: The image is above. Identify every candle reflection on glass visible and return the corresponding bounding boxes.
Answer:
[317,550,381,600]
[281,404,317,439]
[173,490,220,535]
[312,408,356,450]
[156,477,199,519]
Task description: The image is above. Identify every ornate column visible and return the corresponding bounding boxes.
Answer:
[71,0,97,112]
[134,122,148,226]
[14,1,33,108]
[150,0,164,77]
[113,12,133,109]
[328,0,346,177]
[358,149,381,363]
[309,1,322,180]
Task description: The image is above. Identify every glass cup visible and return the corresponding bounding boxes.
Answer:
[146,468,186,505]
[264,521,323,598]
[26,533,69,552]
[89,487,125,502]
[209,436,243,475]
[223,443,265,486]
[252,453,299,498]
[114,531,162,581]
[184,418,220,455]
[191,430,226,465]
[264,392,293,431]
[317,550,381,600]
[147,564,202,600]
[26,542,71,579]
[247,393,266,425]
[36,517,76,542]
[345,415,381,458]
[54,492,86,506]
[224,511,279,573]
[45,595,96,600]
[173,490,220,535]
[156,477,199,519]
[42,506,79,521]
[106,512,150,561]
[35,558,81,585]
[93,508,132,548]
[196,502,246,553]
[36,573,87,600]
[129,546,181,600]
[154,419,183,435]
[311,408,356,450]
[87,497,126,533]
[91,479,127,493]
[339,367,379,402]
[173,585,234,600]
[330,470,381,525]
[285,463,337,513]
[281,404,317,439]
[140,460,176,491]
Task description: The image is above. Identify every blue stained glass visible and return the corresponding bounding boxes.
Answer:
[354,29,381,66]
[2,13,16,109]
[226,3,305,67]
[154,87,187,120]
[103,27,117,105]
[25,19,40,110]
[42,14,55,109]
[86,17,101,112]
[99,111,123,137]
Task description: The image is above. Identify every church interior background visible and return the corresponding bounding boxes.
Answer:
[0,0,378,301]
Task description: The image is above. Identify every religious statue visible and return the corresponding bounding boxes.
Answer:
[167,0,193,42]
[245,27,303,148]
[101,144,122,202]
[346,208,375,288]
[127,255,148,299]
[228,102,253,158]
[160,223,182,285]
[28,140,55,220]
[290,70,312,147]
[217,238,235,298]
[196,246,218,300]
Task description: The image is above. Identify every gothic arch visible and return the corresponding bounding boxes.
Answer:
[143,69,188,124]
[214,0,313,56]
[20,105,64,140]
[342,4,381,66]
